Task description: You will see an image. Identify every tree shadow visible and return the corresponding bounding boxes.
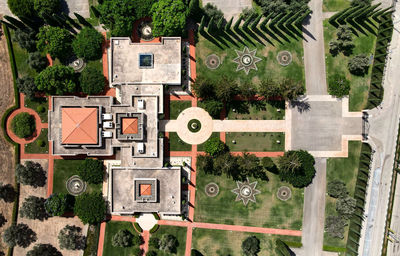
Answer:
[290,99,311,113]
[200,30,223,49]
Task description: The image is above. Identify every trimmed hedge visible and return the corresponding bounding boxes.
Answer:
[133,222,143,233]
[323,245,347,252]
[149,224,160,234]
[152,213,160,220]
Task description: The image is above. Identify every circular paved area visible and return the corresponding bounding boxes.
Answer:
[176,107,213,145]
[136,213,157,231]
[6,109,42,144]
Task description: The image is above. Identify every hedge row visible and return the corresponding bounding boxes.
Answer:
[345,143,373,255]
[149,224,160,234]
[133,222,143,233]
[2,23,21,256]
[366,12,393,109]
[323,245,347,252]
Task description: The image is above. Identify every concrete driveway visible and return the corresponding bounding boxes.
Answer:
[202,0,252,19]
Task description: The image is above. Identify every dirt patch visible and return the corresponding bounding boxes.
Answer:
[0,20,17,253]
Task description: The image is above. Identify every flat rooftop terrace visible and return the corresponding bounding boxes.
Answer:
[110,37,181,85]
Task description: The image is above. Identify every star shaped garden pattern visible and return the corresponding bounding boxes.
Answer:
[232,47,262,75]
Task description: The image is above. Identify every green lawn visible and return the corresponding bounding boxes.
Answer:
[194,171,303,229]
[103,221,140,256]
[324,141,362,249]
[53,159,102,194]
[192,228,301,256]
[226,132,285,152]
[87,59,103,74]
[323,20,377,111]
[24,97,49,122]
[149,225,187,256]
[169,101,192,119]
[197,132,220,152]
[227,100,285,120]
[25,128,48,154]
[10,31,37,78]
[168,132,191,151]
[196,32,305,87]
[323,0,351,12]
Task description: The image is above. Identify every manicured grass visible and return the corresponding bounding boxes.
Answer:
[87,59,103,74]
[168,132,192,152]
[149,225,187,255]
[226,132,285,152]
[197,132,220,152]
[228,100,285,120]
[53,159,102,194]
[323,20,377,111]
[324,141,362,249]
[169,100,192,119]
[194,171,303,229]
[103,221,140,256]
[196,33,305,87]
[192,228,301,256]
[24,97,48,122]
[323,0,351,12]
[10,31,37,78]
[25,128,48,154]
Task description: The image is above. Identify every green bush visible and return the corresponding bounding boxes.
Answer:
[327,180,348,198]
[241,236,260,256]
[7,0,35,17]
[151,0,188,37]
[79,67,105,95]
[278,150,316,188]
[348,54,370,76]
[72,27,104,61]
[17,76,37,100]
[204,137,227,157]
[74,192,105,224]
[45,193,72,216]
[34,0,60,18]
[36,139,45,147]
[133,0,157,18]
[36,105,45,113]
[149,224,160,233]
[35,65,76,95]
[328,74,350,98]
[77,159,104,184]
[133,222,143,233]
[36,26,73,61]
[98,0,136,37]
[11,112,35,138]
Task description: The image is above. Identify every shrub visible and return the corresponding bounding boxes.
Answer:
[204,3,225,25]
[0,183,16,203]
[45,193,72,216]
[13,28,36,52]
[17,76,37,100]
[204,137,227,157]
[275,239,293,256]
[348,54,370,76]
[98,0,136,37]
[149,237,160,249]
[336,196,356,219]
[28,52,49,72]
[26,243,62,256]
[72,27,104,61]
[133,222,143,233]
[35,65,76,95]
[325,215,347,239]
[34,0,60,18]
[327,180,348,198]
[241,236,260,256]
[278,150,316,188]
[79,67,105,95]
[74,192,105,224]
[16,161,46,187]
[19,196,48,220]
[7,0,35,17]
[151,0,188,37]
[2,223,37,248]
[328,74,350,98]
[11,112,35,138]
[36,26,73,61]
[159,234,178,253]
[200,100,223,119]
[58,225,85,250]
[149,224,160,233]
[77,159,104,184]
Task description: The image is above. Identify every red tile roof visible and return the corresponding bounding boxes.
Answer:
[122,118,138,134]
[140,184,152,196]
[62,108,98,144]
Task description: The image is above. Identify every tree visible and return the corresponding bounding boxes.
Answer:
[149,237,160,249]
[134,0,157,19]
[351,0,371,6]
[7,0,35,17]
[77,159,104,184]
[330,25,354,56]
[98,0,136,37]
[215,76,239,103]
[74,192,105,224]
[204,137,227,157]
[241,236,260,256]
[28,52,49,72]
[17,76,37,100]
[79,67,105,95]
[0,183,16,203]
[193,75,215,100]
[200,100,223,119]
[275,239,293,256]
[191,249,204,256]
[34,0,60,18]
[261,157,278,174]
[2,223,37,248]
[16,161,47,188]
[147,251,158,256]
[36,26,73,61]
[11,112,35,138]
[72,27,104,61]
[188,0,202,22]
[348,54,370,76]
[27,243,62,256]
[336,196,356,219]
[259,79,281,99]
[278,150,316,188]
[58,225,85,250]
[159,234,178,253]
[20,196,48,221]
[196,154,215,175]
[151,0,188,37]
[35,65,76,95]
[328,74,350,98]
[325,215,347,239]
[204,3,225,26]
[45,193,72,216]
[327,180,348,198]
[258,0,310,14]
[329,41,340,56]
[279,78,304,101]
[0,213,7,228]
[241,7,256,21]
[13,28,36,52]
[237,153,265,180]
[112,229,133,247]
[214,153,240,179]
[240,82,257,100]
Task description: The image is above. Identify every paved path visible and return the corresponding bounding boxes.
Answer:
[302,0,328,95]
[300,158,327,256]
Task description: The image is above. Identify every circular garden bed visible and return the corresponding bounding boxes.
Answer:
[11,112,36,138]
[188,119,201,133]
[66,175,87,196]
[205,183,219,197]
[205,54,221,69]
[277,186,292,201]
[277,51,293,66]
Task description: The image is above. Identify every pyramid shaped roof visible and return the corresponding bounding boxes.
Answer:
[122,118,138,134]
[62,108,98,144]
